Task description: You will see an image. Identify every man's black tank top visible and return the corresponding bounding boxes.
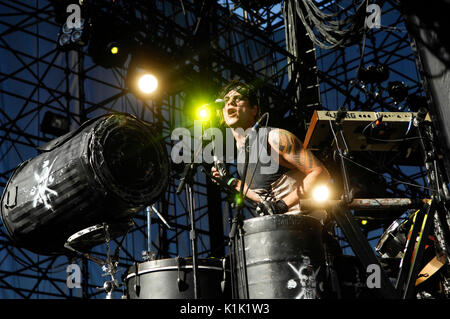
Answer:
[236,127,289,190]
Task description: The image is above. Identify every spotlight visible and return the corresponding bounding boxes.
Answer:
[57,18,88,50]
[2,113,169,255]
[126,50,168,98]
[87,13,131,68]
[110,44,119,55]
[312,185,330,203]
[387,81,408,104]
[58,33,71,46]
[406,94,427,112]
[40,111,70,137]
[197,105,212,121]
[361,219,368,226]
[357,65,389,83]
[137,73,158,94]
[199,108,209,119]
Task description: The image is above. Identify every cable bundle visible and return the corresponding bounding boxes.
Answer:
[289,0,368,50]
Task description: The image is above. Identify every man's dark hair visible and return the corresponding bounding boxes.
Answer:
[218,80,259,107]
[216,80,261,127]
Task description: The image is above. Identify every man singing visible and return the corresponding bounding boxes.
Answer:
[211,80,331,219]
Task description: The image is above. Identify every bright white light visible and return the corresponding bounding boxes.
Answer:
[138,74,158,94]
[312,185,329,202]
[198,108,209,119]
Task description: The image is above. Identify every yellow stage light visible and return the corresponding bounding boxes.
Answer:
[110,46,119,55]
[312,185,329,203]
[138,74,158,94]
[198,106,210,120]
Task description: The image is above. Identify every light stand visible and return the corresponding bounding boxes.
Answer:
[142,205,172,261]
[64,221,133,299]
[176,123,206,299]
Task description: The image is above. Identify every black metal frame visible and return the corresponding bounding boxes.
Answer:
[0,0,448,299]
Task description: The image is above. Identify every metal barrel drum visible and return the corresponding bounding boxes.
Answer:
[0,113,169,255]
[234,214,326,299]
[124,257,230,299]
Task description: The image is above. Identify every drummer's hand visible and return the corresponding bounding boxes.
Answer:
[211,166,221,181]
[211,166,226,184]
[256,199,289,216]
[211,166,238,189]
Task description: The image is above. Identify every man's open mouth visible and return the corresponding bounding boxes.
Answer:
[227,108,238,117]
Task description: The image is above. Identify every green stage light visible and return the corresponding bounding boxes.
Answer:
[197,105,211,121]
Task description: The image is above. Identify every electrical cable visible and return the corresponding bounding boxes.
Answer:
[243,113,270,200]
[327,118,434,192]
[293,0,368,50]
[361,117,424,143]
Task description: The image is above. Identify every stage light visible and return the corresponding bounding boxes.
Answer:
[87,12,131,68]
[406,94,427,112]
[196,105,212,121]
[110,46,119,55]
[137,73,158,94]
[57,18,87,50]
[1,113,169,255]
[71,29,83,42]
[58,33,71,46]
[387,81,408,104]
[199,108,208,119]
[312,185,330,203]
[357,65,389,83]
[40,111,70,137]
[361,219,368,226]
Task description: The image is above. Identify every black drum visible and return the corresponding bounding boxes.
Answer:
[124,257,230,299]
[233,214,326,299]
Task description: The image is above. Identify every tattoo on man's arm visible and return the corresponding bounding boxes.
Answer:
[271,130,318,169]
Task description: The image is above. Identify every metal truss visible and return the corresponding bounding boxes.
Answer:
[0,0,442,299]
[311,0,432,248]
[0,0,297,298]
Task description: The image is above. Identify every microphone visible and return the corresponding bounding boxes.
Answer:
[244,112,269,144]
[335,106,347,125]
[249,112,269,133]
[213,156,227,177]
[202,99,225,109]
[213,99,225,108]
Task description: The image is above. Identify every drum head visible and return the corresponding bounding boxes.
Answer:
[65,219,134,253]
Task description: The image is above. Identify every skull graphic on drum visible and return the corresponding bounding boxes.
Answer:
[287,255,322,299]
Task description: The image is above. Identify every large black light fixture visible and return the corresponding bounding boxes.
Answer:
[1,113,169,255]
[40,111,70,137]
[87,13,132,69]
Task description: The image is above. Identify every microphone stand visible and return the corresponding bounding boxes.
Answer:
[143,205,172,261]
[229,113,269,299]
[229,133,251,299]
[176,126,205,299]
